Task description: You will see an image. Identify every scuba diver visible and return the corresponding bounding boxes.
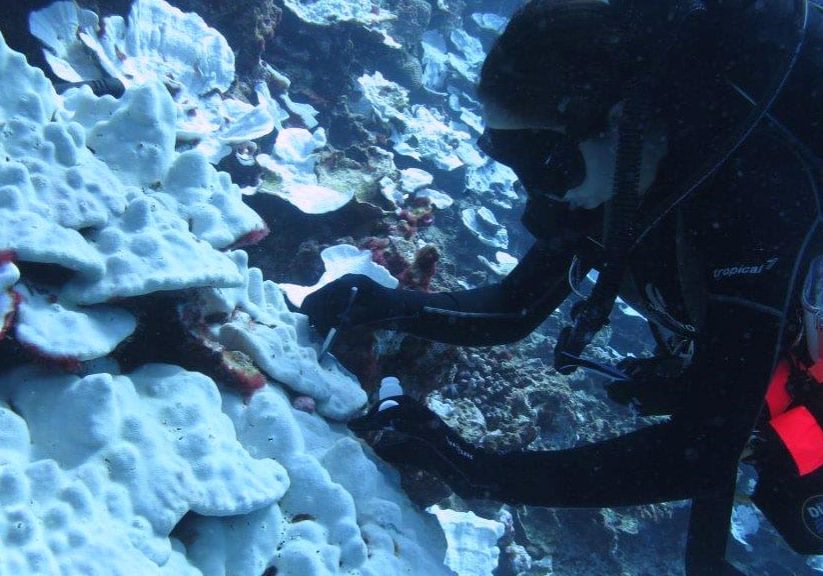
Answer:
[302,0,823,574]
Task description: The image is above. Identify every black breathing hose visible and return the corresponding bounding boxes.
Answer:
[554,0,711,375]
[554,82,648,375]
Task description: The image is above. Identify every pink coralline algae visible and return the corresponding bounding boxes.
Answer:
[228,224,271,249]
[358,237,439,291]
[397,197,434,239]
[359,237,409,278]
[178,302,267,397]
[0,288,21,340]
[399,245,439,291]
[292,395,316,413]
[1,252,20,340]
[221,349,267,395]
[20,340,82,373]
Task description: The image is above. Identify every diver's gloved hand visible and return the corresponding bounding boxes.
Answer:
[349,396,488,497]
[617,354,688,380]
[349,395,453,465]
[606,355,690,416]
[300,274,401,335]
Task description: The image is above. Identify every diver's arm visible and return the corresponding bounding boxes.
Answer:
[381,238,579,345]
[433,300,779,506]
[303,237,581,346]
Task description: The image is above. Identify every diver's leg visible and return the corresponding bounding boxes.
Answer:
[685,493,746,575]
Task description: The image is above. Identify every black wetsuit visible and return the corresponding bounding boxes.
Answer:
[360,2,823,573]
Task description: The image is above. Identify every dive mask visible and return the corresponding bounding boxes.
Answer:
[478,128,586,201]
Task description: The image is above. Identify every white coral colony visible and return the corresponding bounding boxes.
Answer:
[0,30,263,359]
[256,128,355,214]
[282,0,394,27]
[30,0,276,163]
[462,206,509,249]
[0,22,459,576]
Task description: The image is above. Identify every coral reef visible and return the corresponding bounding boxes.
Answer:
[0,364,287,573]
[170,0,283,76]
[388,0,433,47]
[0,25,464,576]
[31,0,279,163]
[461,206,509,249]
[3,0,816,574]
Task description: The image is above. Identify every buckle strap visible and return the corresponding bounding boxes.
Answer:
[770,406,823,476]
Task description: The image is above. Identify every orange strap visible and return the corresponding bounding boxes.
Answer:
[770,406,823,476]
[808,360,823,384]
[765,358,793,418]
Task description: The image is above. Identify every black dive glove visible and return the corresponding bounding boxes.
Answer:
[301,274,408,335]
[606,355,690,416]
[348,396,492,499]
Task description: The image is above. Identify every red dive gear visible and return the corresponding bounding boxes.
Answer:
[753,353,823,554]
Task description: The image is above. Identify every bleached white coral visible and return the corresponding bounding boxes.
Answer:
[14,284,137,362]
[256,127,354,214]
[356,71,410,124]
[2,26,262,333]
[218,384,455,576]
[0,22,461,576]
[195,250,368,420]
[416,188,454,209]
[420,28,487,91]
[0,31,263,358]
[430,505,505,576]
[62,83,266,248]
[0,364,286,573]
[0,65,129,277]
[61,81,177,188]
[448,30,485,83]
[179,505,284,576]
[30,0,276,163]
[32,0,233,96]
[0,455,200,575]
[462,206,509,249]
[282,0,395,27]
[394,106,473,170]
[59,194,244,305]
[279,243,399,308]
[421,30,450,93]
[5,366,287,528]
[356,72,473,171]
[466,160,519,208]
[478,251,518,277]
[157,150,268,249]
[400,167,435,193]
[471,12,508,33]
[27,0,102,83]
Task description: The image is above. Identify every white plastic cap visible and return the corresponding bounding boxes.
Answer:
[378,376,403,400]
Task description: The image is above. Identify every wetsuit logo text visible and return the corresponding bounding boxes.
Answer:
[802,495,823,541]
[713,257,778,280]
